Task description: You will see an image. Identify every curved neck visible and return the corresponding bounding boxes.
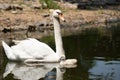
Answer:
[53,17,65,58]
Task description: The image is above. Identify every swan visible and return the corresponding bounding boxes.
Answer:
[2,9,77,64]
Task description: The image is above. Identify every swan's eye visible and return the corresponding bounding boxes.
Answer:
[57,12,62,15]
[59,57,66,62]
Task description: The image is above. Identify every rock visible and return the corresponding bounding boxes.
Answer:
[11,4,23,10]
[0,4,11,10]
[0,25,3,31]
[35,22,45,32]
[0,3,23,11]
[2,28,11,33]
[59,2,78,9]
[47,22,53,26]
[37,26,44,32]
[31,4,42,9]
[27,24,36,32]
[11,10,18,14]
[0,4,5,10]
[49,22,53,26]
[35,21,45,27]
[106,17,118,23]
[97,18,106,23]
[67,3,78,9]
[41,14,50,17]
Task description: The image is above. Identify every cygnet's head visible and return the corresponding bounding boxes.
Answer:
[49,9,66,22]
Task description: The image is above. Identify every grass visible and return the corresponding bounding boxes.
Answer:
[40,36,55,50]
[39,0,60,9]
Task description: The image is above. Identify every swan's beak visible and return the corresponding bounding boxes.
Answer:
[59,14,66,22]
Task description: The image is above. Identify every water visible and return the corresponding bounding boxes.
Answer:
[0,23,120,80]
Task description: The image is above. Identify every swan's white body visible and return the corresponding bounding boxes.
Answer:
[2,9,77,64]
[2,38,60,62]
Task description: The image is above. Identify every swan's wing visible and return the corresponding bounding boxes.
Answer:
[11,38,55,59]
[2,41,17,60]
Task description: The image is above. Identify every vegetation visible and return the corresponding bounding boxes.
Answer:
[39,0,60,9]
[40,36,55,50]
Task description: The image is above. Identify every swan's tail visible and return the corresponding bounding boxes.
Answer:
[2,41,16,60]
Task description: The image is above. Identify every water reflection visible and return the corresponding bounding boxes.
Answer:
[63,22,120,58]
[0,22,120,80]
[3,62,66,80]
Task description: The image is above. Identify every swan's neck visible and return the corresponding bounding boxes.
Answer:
[53,17,65,58]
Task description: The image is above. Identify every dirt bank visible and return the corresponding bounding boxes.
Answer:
[0,1,120,32]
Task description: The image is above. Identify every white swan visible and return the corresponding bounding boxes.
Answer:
[2,9,77,64]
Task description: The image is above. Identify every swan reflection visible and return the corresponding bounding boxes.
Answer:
[3,62,77,80]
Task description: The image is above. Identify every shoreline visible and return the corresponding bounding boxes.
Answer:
[0,22,119,41]
[0,1,120,32]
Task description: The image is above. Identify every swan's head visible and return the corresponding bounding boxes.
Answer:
[49,9,66,22]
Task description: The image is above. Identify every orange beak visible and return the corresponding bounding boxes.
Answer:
[59,14,66,22]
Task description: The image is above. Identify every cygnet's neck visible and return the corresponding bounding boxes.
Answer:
[53,17,65,58]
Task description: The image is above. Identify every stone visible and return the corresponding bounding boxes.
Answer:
[35,22,45,27]
[31,4,42,9]
[11,4,23,10]
[41,14,50,17]
[106,17,118,23]
[35,21,45,32]
[0,4,11,10]
[2,28,11,33]
[11,10,18,14]
[0,25,3,31]
[27,24,36,32]
[0,4,23,11]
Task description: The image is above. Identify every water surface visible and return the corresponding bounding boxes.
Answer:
[0,23,120,80]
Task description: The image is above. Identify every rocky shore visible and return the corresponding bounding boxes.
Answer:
[0,0,120,33]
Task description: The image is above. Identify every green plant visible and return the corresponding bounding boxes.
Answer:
[40,36,55,50]
[98,9,104,14]
[39,0,60,9]
[16,2,25,6]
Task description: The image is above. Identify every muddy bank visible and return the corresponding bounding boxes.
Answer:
[0,0,120,33]
[0,9,120,32]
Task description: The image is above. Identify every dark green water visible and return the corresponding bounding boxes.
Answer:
[0,23,120,80]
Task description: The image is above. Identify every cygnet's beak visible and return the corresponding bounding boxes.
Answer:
[59,14,66,22]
